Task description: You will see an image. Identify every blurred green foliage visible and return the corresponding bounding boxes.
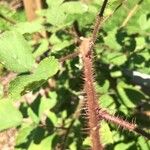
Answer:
[0,0,150,149]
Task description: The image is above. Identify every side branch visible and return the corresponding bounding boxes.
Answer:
[0,14,16,24]
[99,0,109,17]
[120,0,143,27]
[96,108,150,140]
[91,0,109,46]
[59,51,79,63]
[102,0,127,24]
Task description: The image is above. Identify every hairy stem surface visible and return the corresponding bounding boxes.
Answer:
[80,38,103,150]
[96,108,150,140]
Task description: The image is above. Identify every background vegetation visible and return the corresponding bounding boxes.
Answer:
[0,0,150,149]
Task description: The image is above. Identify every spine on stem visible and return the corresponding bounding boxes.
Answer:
[80,38,103,150]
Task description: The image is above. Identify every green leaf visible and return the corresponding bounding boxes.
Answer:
[49,33,73,51]
[46,0,64,7]
[0,31,34,73]
[8,75,34,100]
[47,111,57,125]
[110,70,122,78]
[45,1,88,27]
[61,2,88,14]
[33,57,59,80]
[39,98,51,119]
[100,121,114,144]
[46,8,66,26]
[138,50,149,61]
[138,13,150,31]
[39,92,57,119]
[52,40,73,51]
[119,105,128,115]
[83,137,91,146]
[0,99,22,131]
[28,108,40,124]
[0,4,13,17]
[135,37,145,49]
[16,123,36,145]
[69,141,77,150]
[117,82,136,108]
[99,94,116,111]
[77,12,95,28]
[102,51,127,66]
[28,135,55,150]
[112,130,124,142]
[138,136,150,150]
[96,79,110,94]
[11,19,43,34]
[107,52,127,66]
[114,142,134,150]
[49,33,62,44]
[104,29,121,50]
[33,39,49,58]
[9,57,59,99]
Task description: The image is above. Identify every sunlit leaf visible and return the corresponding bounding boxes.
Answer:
[9,57,59,99]
[0,31,34,73]
[0,99,22,131]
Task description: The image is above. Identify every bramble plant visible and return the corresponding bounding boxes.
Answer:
[0,0,150,150]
